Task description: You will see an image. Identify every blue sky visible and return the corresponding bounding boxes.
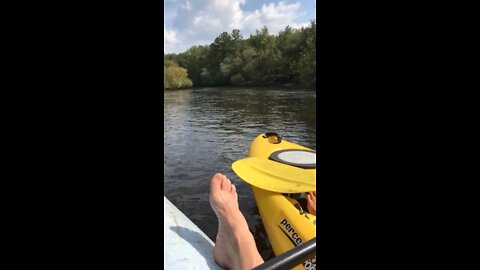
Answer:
[164,0,316,54]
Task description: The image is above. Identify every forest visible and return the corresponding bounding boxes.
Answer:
[164,20,316,90]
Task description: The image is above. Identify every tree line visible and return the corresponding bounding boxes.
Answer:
[164,20,316,90]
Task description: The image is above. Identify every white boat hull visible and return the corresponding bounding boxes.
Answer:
[164,196,223,269]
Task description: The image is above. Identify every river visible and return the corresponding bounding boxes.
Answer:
[164,86,316,260]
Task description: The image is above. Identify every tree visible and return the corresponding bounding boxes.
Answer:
[164,60,193,90]
[163,21,316,89]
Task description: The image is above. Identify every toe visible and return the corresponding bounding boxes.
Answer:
[211,173,223,190]
[231,184,237,200]
[221,175,232,191]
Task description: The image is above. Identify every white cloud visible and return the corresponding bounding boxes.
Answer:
[242,1,303,34]
[164,25,178,44]
[165,0,311,53]
[291,21,311,30]
[181,0,192,11]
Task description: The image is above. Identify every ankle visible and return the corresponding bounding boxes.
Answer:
[232,231,263,269]
[218,206,247,228]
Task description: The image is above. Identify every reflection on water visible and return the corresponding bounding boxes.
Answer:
[164,87,316,260]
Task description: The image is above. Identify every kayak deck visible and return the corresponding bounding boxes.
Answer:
[164,196,223,269]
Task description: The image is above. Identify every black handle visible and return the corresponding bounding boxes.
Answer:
[252,237,316,270]
[262,132,282,144]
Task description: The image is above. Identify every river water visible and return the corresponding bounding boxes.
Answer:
[164,87,316,260]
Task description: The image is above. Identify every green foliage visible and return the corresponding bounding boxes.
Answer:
[164,60,193,90]
[230,73,246,86]
[164,21,316,89]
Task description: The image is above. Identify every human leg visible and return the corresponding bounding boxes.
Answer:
[209,173,264,270]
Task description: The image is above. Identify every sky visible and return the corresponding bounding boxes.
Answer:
[164,0,316,54]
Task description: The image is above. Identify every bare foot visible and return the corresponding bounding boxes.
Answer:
[307,191,316,215]
[209,173,264,270]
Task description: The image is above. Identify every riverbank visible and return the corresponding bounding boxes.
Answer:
[163,83,312,91]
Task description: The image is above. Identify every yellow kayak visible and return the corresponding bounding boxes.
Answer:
[232,133,316,270]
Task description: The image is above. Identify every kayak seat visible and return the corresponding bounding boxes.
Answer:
[269,149,316,169]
